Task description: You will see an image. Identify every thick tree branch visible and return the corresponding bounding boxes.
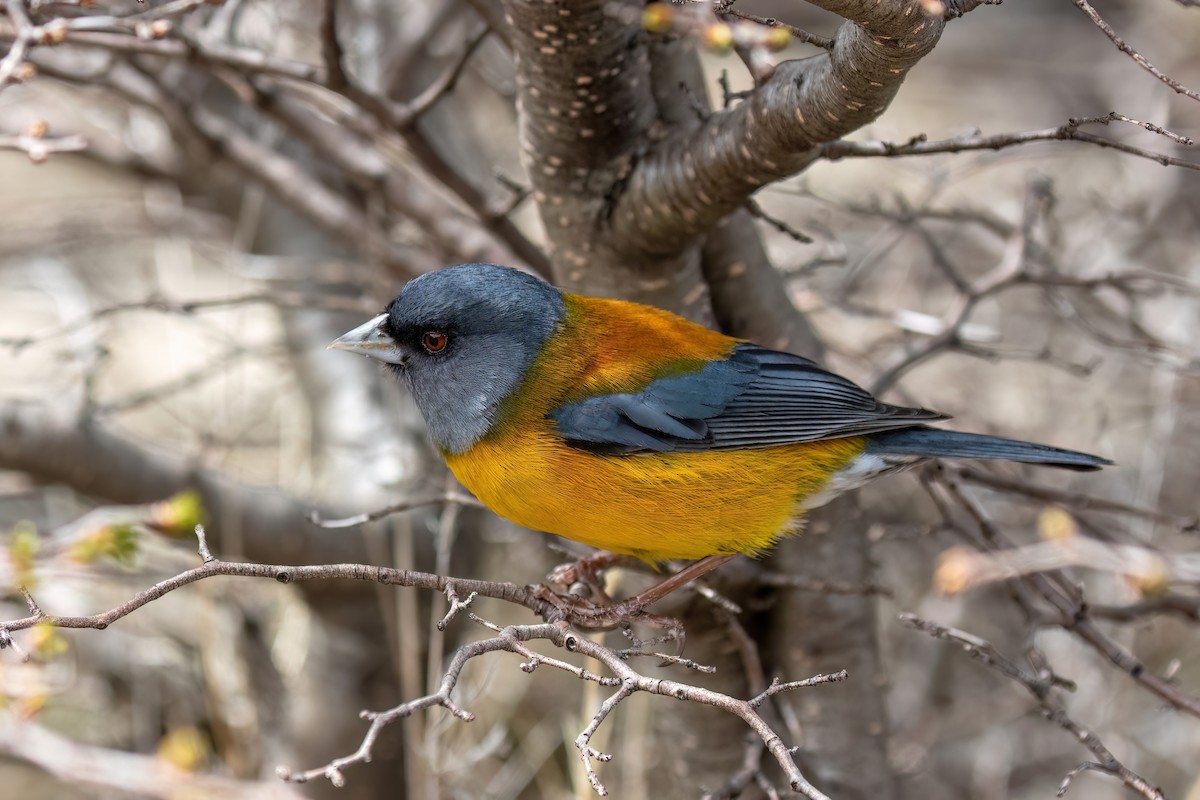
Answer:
[610,0,985,259]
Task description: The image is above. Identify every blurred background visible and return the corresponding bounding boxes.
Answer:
[1,1,1198,798]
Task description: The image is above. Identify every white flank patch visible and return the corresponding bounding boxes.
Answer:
[799,453,919,510]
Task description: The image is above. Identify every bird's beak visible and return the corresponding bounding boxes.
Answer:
[328,314,408,365]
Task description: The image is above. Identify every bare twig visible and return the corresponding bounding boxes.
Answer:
[715,4,834,50]
[1069,0,1200,104]
[397,25,490,125]
[744,198,813,244]
[822,117,1200,172]
[748,671,850,709]
[436,583,478,631]
[1068,112,1194,145]
[194,524,214,564]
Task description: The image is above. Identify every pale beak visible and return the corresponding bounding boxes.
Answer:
[328,314,408,365]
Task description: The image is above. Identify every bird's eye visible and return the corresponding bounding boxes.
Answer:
[421,331,449,353]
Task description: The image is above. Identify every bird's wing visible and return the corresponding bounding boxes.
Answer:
[550,343,947,454]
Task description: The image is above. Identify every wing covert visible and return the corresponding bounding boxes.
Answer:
[550,343,947,454]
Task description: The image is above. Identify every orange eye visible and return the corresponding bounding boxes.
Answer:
[422,331,449,353]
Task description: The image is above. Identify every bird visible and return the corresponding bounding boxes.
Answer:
[330,262,1110,567]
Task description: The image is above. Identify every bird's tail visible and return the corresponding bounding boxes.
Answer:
[866,426,1112,471]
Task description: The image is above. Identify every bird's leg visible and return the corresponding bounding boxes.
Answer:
[531,553,737,657]
[609,553,737,619]
[548,550,642,594]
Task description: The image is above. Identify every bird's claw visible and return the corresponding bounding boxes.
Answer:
[531,583,687,655]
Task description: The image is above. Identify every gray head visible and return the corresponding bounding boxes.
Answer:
[329,263,565,454]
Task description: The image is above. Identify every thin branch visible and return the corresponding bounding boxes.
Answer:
[1069,0,1200,103]
[744,198,813,244]
[0,23,325,82]
[436,583,478,631]
[821,117,1200,172]
[716,5,834,50]
[0,720,304,800]
[748,672,850,709]
[0,291,372,352]
[280,627,527,786]
[1068,112,1193,145]
[934,539,1197,594]
[398,24,490,124]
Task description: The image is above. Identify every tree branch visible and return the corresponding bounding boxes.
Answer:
[1,539,842,799]
[609,0,986,258]
[1069,0,1200,104]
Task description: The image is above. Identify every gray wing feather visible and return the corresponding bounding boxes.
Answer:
[551,344,946,454]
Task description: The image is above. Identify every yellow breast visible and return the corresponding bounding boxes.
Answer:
[446,427,864,561]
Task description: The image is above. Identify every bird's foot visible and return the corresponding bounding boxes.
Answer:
[531,583,686,652]
[533,553,738,657]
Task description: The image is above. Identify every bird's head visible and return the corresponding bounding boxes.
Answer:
[329,263,564,454]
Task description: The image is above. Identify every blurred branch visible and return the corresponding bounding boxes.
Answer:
[0,126,86,163]
[318,0,349,91]
[924,465,1200,719]
[0,0,32,91]
[702,208,825,359]
[310,492,485,529]
[955,465,1198,532]
[0,400,368,566]
[0,24,325,81]
[935,538,1200,593]
[901,614,1165,800]
[181,102,436,277]
[0,290,372,352]
[0,719,304,800]
[2,1,549,276]
[863,176,1198,392]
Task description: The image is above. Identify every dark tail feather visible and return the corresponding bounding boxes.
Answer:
[867,426,1112,472]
